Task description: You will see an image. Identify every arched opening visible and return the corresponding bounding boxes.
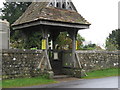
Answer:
[62,3,66,9]
[56,2,61,8]
[49,2,53,7]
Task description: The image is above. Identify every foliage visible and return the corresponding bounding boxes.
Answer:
[0,2,43,49]
[1,2,31,24]
[24,30,42,49]
[81,42,103,50]
[10,30,42,49]
[55,32,71,50]
[1,2,31,44]
[55,32,85,50]
[10,30,25,49]
[82,43,96,50]
[76,34,85,49]
[105,29,120,50]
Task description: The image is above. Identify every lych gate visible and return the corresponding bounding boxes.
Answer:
[12,0,90,77]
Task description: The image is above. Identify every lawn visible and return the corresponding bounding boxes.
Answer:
[2,76,57,88]
[83,68,119,79]
[1,68,119,88]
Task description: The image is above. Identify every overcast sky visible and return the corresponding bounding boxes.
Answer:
[0,0,119,48]
[73,0,119,48]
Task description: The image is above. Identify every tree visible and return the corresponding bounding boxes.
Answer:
[10,30,42,49]
[105,29,120,50]
[82,43,96,50]
[55,32,85,50]
[1,2,35,49]
[1,2,31,39]
[24,30,42,49]
[76,34,85,49]
[55,32,71,50]
[1,2,31,24]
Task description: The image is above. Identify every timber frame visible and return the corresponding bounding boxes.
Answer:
[12,19,90,30]
[12,1,91,76]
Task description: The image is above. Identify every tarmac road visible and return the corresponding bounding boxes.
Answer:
[22,76,119,88]
[53,76,119,88]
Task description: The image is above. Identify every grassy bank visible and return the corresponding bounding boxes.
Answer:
[2,76,57,88]
[1,68,119,88]
[83,68,119,79]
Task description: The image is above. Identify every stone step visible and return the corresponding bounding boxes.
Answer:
[53,75,70,79]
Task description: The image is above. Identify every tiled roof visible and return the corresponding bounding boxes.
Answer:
[12,2,90,26]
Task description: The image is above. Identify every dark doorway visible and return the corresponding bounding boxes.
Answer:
[49,50,63,75]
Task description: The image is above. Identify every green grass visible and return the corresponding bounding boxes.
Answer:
[82,68,119,79]
[0,81,2,88]
[1,68,119,88]
[2,76,57,88]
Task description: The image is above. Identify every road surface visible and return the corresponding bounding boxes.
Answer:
[23,76,119,88]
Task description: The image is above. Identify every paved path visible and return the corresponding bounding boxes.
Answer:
[22,76,119,88]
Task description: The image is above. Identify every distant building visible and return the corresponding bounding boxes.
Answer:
[0,19,10,49]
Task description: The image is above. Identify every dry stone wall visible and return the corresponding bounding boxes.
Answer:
[76,50,119,72]
[2,49,119,79]
[62,50,119,77]
[2,49,50,80]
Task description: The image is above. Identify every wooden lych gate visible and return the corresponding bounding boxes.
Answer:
[12,0,90,77]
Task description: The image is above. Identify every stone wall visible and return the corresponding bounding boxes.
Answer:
[62,50,119,77]
[76,50,119,72]
[2,49,51,80]
[2,49,119,79]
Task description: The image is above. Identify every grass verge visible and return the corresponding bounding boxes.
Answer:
[82,68,119,79]
[2,76,57,88]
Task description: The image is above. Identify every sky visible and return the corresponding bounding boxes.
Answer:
[73,0,119,48]
[0,0,119,48]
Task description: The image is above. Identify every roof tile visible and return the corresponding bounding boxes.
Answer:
[12,2,90,26]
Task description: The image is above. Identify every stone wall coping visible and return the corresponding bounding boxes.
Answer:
[2,49,43,54]
[76,50,119,54]
[2,49,120,54]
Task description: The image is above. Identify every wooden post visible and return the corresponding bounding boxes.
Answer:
[72,30,76,67]
[42,28,54,78]
[45,29,49,50]
[68,29,78,68]
[41,27,52,70]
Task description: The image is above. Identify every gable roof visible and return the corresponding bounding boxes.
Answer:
[12,2,90,27]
